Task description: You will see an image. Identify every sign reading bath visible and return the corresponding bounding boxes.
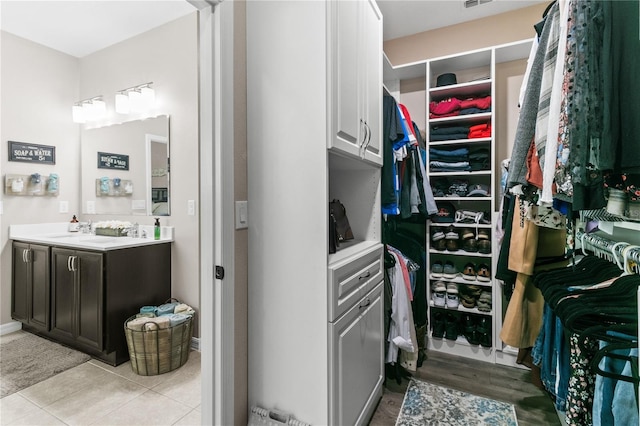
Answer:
[97,152,129,170]
[8,141,56,164]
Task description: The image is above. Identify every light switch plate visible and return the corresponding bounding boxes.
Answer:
[59,200,69,213]
[235,200,248,229]
[86,201,96,214]
[188,200,196,216]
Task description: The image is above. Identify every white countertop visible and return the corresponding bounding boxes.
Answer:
[10,222,174,251]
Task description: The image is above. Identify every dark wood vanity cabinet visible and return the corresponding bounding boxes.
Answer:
[12,241,171,366]
[11,242,50,332]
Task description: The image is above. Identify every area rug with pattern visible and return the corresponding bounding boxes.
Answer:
[396,379,518,425]
[1,331,91,398]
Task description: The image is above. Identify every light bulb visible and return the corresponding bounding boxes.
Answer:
[129,89,143,112]
[115,92,130,114]
[72,104,85,123]
[140,86,155,110]
[83,101,96,121]
[92,99,106,119]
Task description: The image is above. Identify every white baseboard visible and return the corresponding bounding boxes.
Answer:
[0,321,23,336]
[191,337,200,351]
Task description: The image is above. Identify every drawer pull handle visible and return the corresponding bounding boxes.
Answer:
[358,271,371,280]
[359,298,371,309]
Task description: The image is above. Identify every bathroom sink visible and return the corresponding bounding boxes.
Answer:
[78,237,119,243]
[44,234,120,243]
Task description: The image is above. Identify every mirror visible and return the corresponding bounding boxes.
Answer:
[81,115,170,215]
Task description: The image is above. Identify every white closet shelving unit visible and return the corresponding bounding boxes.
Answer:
[247,1,384,425]
[384,39,534,366]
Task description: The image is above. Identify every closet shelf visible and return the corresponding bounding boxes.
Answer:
[429,249,493,258]
[429,138,491,147]
[432,223,493,229]
[429,113,492,126]
[429,276,493,287]
[430,303,493,316]
[429,171,491,177]
[429,79,492,101]
[433,196,492,201]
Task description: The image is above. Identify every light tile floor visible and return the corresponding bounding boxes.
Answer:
[1,332,201,426]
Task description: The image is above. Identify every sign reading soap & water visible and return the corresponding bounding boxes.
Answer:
[8,141,56,164]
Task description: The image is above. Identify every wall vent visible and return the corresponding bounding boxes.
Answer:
[464,0,493,8]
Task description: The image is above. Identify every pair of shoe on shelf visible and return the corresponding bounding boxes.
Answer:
[432,281,459,309]
[457,285,492,312]
[461,262,491,282]
[462,314,491,347]
[431,226,461,251]
[432,312,459,341]
[431,260,458,279]
[459,228,491,253]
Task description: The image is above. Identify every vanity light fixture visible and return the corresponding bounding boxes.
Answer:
[72,96,106,123]
[115,82,155,115]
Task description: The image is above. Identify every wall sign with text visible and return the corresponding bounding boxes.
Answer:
[8,141,56,164]
[97,152,129,170]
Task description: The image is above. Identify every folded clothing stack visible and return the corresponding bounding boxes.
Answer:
[430,126,470,142]
[468,123,491,139]
[469,148,490,171]
[429,95,492,119]
[429,146,470,172]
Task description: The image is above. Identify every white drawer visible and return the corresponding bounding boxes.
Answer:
[328,244,383,322]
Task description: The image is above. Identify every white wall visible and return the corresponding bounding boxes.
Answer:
[0,13,201,335]
[0,31,81,327]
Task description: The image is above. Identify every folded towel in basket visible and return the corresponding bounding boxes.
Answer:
[174,303,195,316]
[156,302,178,316]
[140,306,157,316]
[165,313,190,327]
[127,316,171,331]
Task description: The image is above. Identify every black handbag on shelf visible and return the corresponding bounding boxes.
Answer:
[329,199,354,252]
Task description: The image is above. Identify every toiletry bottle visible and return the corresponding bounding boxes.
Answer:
[69,215,80,232]
[154,218,161,240]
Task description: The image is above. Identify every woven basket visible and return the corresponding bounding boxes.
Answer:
[124,314,193,376]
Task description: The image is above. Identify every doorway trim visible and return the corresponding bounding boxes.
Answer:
[190,1,236,425]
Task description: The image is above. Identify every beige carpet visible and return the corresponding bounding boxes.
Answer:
[1,331,91,398]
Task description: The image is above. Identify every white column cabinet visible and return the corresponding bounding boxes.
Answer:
[247,1,383,425]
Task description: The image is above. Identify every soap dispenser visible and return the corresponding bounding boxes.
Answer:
[69,215,80,232]
[154,218,161,240]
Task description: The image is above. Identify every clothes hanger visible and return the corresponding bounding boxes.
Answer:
[611,241,630,270]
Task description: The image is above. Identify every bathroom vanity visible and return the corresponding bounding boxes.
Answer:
[10,223,173,366]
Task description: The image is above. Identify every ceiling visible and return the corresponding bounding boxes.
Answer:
[0,1,197,58]
[377,0,548,41]
[0,0,547,57]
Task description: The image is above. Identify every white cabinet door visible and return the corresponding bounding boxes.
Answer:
[330,0,382,167]
[331,0,361,158]
[361,0,383,166]
[330,282,384,426]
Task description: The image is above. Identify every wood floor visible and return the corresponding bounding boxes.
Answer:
[369,350,562,426]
